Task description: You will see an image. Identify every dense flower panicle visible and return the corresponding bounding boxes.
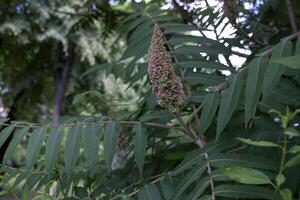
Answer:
[148,24,185,112]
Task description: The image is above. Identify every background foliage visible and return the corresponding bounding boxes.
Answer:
[0,0,300,199]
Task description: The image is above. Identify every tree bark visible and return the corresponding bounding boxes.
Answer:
[53,43,75,122]
[285,0,298,33]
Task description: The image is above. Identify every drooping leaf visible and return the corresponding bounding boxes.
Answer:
[217,73,243,139]
[104,121,119,171]
[271,55,300,70]
[172,139,238,175]
[22,184,29,200]
[121,34,152,60]
[279,188,293,200]
[160,176,175,200]
[45,127,64,175]
[173,164,207,200]
[2,127,29,165]
[245,58,268,126]
[187,170,229,200]
[238,138,281,148]
[64,125,83,178]
[133,123,147,176]
[26,128,46,170]
[0,126,15,148]
[126,16,148,34]
[198,92,220,136]
[129,21,152,43]
[8,172,28,193]
[288,145,300,154]
[284,154,300,169]
[284,128,300,137]
[215,184,273,199]
[264,79,300,107]
[263,40,293,97]
[221,167,272,185]
[209,153,278,171]
[24,172,42,190]
[121,11,143,24]
[0,117,9,125]
[138,184,162,200]
[276,174,285,187]
[83,124,100,171]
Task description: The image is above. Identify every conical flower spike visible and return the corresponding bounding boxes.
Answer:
[148,24,185,112]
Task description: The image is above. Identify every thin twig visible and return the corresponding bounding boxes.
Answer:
[260,48,273,58]
[173,111,216,200]
[0,120,183,132]
[195,136,216,200]
[172,112,197,139]
[187,104,203,125]
[231,50,250,58]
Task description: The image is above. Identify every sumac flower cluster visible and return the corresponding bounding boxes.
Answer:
[147,24,185,112]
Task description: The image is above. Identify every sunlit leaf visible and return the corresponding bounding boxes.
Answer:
[284,154,300,169]
[279,188,293,200]
[221,167,272,185]
[238,138,281,148]
[215,184,273,199]
[288,145,300,154]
